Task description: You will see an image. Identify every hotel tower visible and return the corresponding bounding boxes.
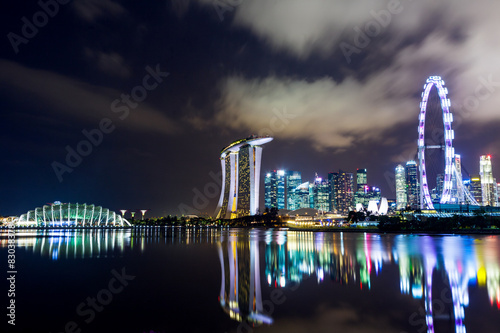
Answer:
[216,136,273,219]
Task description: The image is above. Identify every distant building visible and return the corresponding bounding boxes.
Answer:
[328,172,336,212]
[311,174,330,212]
[480,155,497,206]
[467,176,482,205]
[395,165,407,210]
[366,186,381,205]
[286,171,302,211]
[308,183,314,208]
[354,168,382,208]
[264,170,285,210]
[494,179,499,206]
[265,170,304,210]
[276,170,286,209]
[355,168,367,206]
[295,182,311,209]
[405,161,419,210]
[387,198,397,212]
[216,136,273,219]
[264,172,274,209]
[498,183,500,204]
[331,170,354,215]
[432,174,444,203]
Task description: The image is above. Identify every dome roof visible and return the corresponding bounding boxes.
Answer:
[17,202,130,227]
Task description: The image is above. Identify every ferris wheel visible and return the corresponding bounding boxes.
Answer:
[418,76,455,210]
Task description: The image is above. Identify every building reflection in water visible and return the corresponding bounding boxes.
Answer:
[1,227,498,332]
[0,227,224,260]
[0,229,132,259]
[218,230,273,325]
[0,227,229,260]
[219,230,499,333]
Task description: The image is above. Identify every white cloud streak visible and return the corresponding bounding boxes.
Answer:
[195,0,500,151]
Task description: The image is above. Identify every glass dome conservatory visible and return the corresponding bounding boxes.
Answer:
[17,202,130,227]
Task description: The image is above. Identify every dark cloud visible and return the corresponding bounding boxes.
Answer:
[72,0,127,22]
[84,48,131,78]
[0,60,177,134]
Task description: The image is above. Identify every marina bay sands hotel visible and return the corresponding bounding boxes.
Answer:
[215,135,273,219]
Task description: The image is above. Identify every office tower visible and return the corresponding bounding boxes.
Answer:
[295,182,311,209]
[405,161,419,210]
[468,176,482,205]
[433,174,444,203]
[318,179,331,212]
[308,183,314,208]
[328,172,336,212]
[286,171,302,211]
[264,172,274,209]
[276,170,286,209]
[480,155,497,206]
[331,170,354,215]
[367,186,381,203]
[355,168,368,207]
[494,179,499,206]
[395,165,407,210]
[264,170,285,210]
[356,168,367,200]
[216,136,273,219]
[498,183,500,204]
[312,175,330,212]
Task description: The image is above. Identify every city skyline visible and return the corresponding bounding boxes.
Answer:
[264,168,384,215]
[2,1,500,217]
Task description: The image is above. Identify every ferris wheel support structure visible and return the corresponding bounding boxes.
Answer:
[418,76,455,210]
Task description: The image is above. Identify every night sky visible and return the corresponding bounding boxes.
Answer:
[2,0,500,217]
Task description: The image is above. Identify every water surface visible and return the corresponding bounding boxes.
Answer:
[1,228,499,333]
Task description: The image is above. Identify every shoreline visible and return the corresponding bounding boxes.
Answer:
[283,226,500,235]
[1,225,499,235]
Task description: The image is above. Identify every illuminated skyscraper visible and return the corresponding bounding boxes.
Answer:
[497,183,500,204]
[467,176,482,205]
[264,170,285,210]
[355,168,368,206]
[295,182,311,209]
[331,170,354,215]
[480,155,497,206]
[286,171,302,211]
[312,174,330,212]
[494,179,499,206]
[395,165,407,210]
[432,174,444,203]
[264,173,273,209]
[276,170,286,209]
[328,172,336,212]
[405,161,419,210]
[308,183,314,208]
[216,136,273,219]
